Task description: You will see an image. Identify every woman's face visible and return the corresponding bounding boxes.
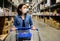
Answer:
[20,5,28,14]
[22,5,27,10]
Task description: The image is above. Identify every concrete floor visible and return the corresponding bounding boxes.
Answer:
[33,18,60,41]
[5,18,60,41]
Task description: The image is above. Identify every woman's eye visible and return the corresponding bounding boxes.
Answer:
[24,7,27,8]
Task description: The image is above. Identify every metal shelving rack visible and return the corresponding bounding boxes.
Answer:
[0,0,17,41]
[32,0,60,29]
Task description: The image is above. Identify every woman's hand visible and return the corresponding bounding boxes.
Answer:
[11,26,16,31]
[32,26,36,30]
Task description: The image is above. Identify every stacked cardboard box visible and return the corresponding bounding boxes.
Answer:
[39,16,44,22]
[45,17,50,24]
[56,0,60,3]
[45,17,60,29]
[10,17,14,26]
[0,17,11,35]
[49,17,60,29]
[51,21,57,27]
[40,4,44,10]
[0,18,5,35]
[53,21,60,29]
[3,8,9,16]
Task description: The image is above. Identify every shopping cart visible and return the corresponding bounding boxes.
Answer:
[10,27,40,41]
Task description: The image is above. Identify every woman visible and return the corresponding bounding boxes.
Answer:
[11,4,36,32]
[11,3,36,41]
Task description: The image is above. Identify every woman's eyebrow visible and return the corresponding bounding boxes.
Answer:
[24,7,27,8]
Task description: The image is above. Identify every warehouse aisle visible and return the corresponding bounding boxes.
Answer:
[0,0,60,41]
[1,16,60,41]
[33,18,60,41]
[0,15,59,41]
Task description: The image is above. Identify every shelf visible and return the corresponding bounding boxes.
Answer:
[0,16,14,17]
[32,15,60,23]
[32,14,60,16]
[40,0,46,4]
[40,2,60,11]
[0,17,14,35]
[7,1,17,9]
[32,15,60,29]
[50,2,60,8]
[32,3,39,9]
[0,0,17,12]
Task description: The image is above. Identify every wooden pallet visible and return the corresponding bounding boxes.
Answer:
[44,17,60,29]
[0,34,8,41]
[0,16,14,35]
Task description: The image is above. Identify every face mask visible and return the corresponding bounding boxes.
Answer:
[22,8,29,13]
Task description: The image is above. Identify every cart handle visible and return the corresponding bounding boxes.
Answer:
[16,27,39,31]
[10,27,39,31]
[16,27,31,30]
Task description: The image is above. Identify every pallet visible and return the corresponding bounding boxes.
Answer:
[0,34,8,41]
[0,16,14,35]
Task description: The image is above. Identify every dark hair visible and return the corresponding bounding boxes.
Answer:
[17,4,26,15]
[57,8,60,14]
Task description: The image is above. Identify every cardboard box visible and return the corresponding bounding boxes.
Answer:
[56,0,60,3]
[54,23,60,28]
[3,26,9,30]
[4,21,10,26]
[5,18,8,21]
[2,29,8,34]
[0,17,11,35]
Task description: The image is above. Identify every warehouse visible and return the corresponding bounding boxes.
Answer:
[0,0,60,41]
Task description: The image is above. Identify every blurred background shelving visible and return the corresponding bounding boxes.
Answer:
[32,0,60,15]
[0,0,60,41]
[0,0,33,41]
[0,0,17,41]
[32,0,60,29]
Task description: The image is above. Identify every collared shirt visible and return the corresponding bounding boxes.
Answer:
[13,14,33,28]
